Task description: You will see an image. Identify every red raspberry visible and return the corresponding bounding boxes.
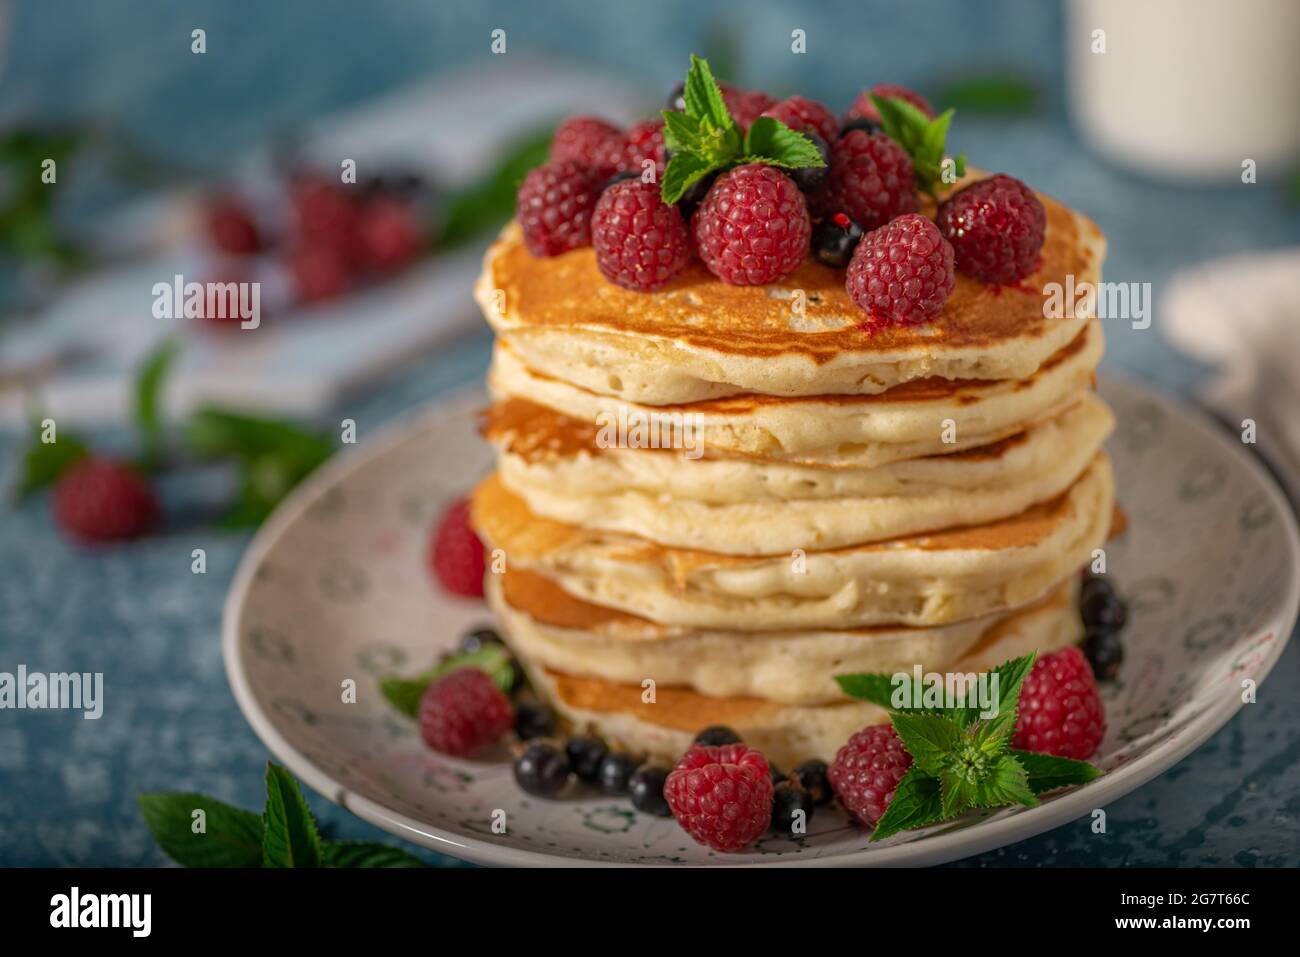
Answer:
[664,744,774,852]
[429,497,485,598]
[357,196,423,274]
[53,458,159,544]
[516,160,601,257]
[289,242,353,303]
[846,212,954,325]
[692,163,811,285]
[819,130,918,230]
[591,179,691,292]
[613,119,667,177]
[551,116,623,172]
[828,723,913,828]
[936,174,1047,284]
[291,174,360,257]
[846,83,934,123]
[205,195,262,254]
[761,95,839,143]
[722,87,777,130]
[418,667,513,758]
[1012,646,1106,760]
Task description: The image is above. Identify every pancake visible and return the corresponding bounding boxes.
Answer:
[488,569,1081,706]
[517,582,1084,767]
[486,391,1114,555]
[474,171,1106,404]
[489,319,1104,469]
[471,453,1116,630]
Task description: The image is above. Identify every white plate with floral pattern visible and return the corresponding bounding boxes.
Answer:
[223,374,1300,866]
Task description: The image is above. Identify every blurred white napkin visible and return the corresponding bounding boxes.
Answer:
[1164,249,1300,492]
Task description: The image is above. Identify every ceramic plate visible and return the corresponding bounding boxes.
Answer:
[223,375,1300,866]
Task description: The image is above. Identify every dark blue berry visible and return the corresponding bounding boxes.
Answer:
[771,782,814,835]
[840,117,882,138]
[602,170,639,192]
[770,763,786,785]
[513,743,570,797]
[1080,577,1127,632]
[694,725,742,746]
[565,736,608,784]
[789,133,830,193]
[811,214,863,268]
[792,759,833,805]
[1082,630,1124,680]
[598,752,640,796]
[629,765,672,817]
[513,702,555,741]
[460,627,501,654]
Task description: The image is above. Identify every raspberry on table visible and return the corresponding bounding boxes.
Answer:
[692,163,811,286]
[664,743,774,852]
[827,723,913,828]
[356,195,423,274]
[53,458,159,544]
[516,160,602,257]
[936,173,1047,284]
[205,195,262,255]
[845,83,934,123]
[818,129,919,230]
[761,95,840,143]
[591,179,691,292]
[429,496,486,598]
[418,667,513,758]
[1012,646,1106,760]
[550,115,623,173]
[846,212,955,326]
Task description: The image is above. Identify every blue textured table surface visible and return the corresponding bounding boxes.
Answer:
[2,0,1299,866]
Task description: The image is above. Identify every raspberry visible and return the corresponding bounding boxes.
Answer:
[664,744,774,852]
[291,174,360,256]
[936,174,1047,284]
[761,95,839,143]
[551,116,623,173]
[827,724,912,828]
[356,196,423,274]
[722,87,777,130]
[516,160,602,257]
[591,179,691,291]
[692,163,811,285]
[205,196,262,255]
[846,212,954,325]
[1012,646,1106,760]
[289,242,353,303]
[614,119,666,177]
[418,667,513,758]
[846,83,934,123]
[819,130,918,230]
[429,497,486,598]
[53,458,159,544]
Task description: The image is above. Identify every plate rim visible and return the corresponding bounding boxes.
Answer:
[222,373,1300,868]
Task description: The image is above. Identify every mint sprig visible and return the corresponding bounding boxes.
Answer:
[659,54,824,204]
[869,93,966,197]
[838,651,1102,842]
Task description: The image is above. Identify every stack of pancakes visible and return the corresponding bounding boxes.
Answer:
[470,176,1116,768]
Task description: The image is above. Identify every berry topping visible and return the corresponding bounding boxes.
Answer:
[827,724,913,828]
[53,458,159,544]
[693,725,742,746]
[598,752,641,796]
[550,115,623,172]
[428,496,486,598]
[722,87,778,130]
[513,702,556,741]
[839,116,883,138]
[664,744,774,851]
[819,129,919,230]
[1082,630,1124,681]
[771,781,815,835]
[417,667,514,758]
[788,132,831,194]
[846,212,955,326]
[591,179,692,292]
[935,174,1046,284]
[615,119,667,176]
[565,737,609,784]
[1012,646,1106,760]
[792,759,834,806]
[516,160,601,257]
[629,764,673,817]
[811,212,863,268]
[692,163,811,286]
[761,95,840,144]
[513,742,571,797]
[846,83,934,123]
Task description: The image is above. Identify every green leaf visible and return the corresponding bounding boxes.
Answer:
[322,841,426,868]
[381,645,515,718]
[870,768,948,841]
[660,151,717,205]
[742,117,826,169]
[970,754,1038,808]
[870,94,963,196]
[441,127,552,248]
[14,425,87,498]
[133,338,179,469]
[1011,749,1103,793]
[834,672,897,708]
[890,711,962,777]
[955,651,1037,734]
[682,54,733,132]
[935,72,1039,115]
[660,110,702,154]
[938,767,979,818]
[262,762,323,868]
[137,792,264,868]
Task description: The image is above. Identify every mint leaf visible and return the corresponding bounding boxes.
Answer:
[834,672,895,708]
[138,792,264,868]
[660,109,702,154]
[1011,749,1103,793]
[970,754,1038,808]
[870,94,965,196]
[682,53,732,132]
[870,767,947,841]
[660,151,716,205]
[262,762,323,868]
[938,767,979,818]
[133,338,179,469]
[14,424,87,498]
[322,841,426,868]
[935,72,1038,115]
[958,651,1037,739]
[381,645,515,718]
[890,711,962,777]
[742,117,826,168]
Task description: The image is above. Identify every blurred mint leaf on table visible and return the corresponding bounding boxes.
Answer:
[14,421,88,498]
[440,127,553,248]
[0,127,86,269]
[934,72,1040,115]
[138,762,426,868]
[133,336,180,470]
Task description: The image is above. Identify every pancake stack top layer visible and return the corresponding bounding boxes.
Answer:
[468,166,1114,769]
